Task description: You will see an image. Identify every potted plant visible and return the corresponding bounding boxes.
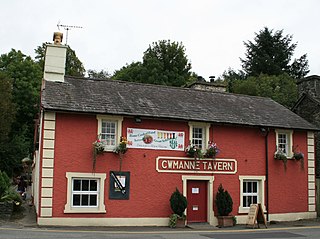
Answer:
[185,142,203,160]
[0,171,22,220]
[169,188,187,228]
[215,183,233,227]
[205,141,220,158]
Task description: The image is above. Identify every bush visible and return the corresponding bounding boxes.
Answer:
[0,171,22,204]
[215,184,233,216]
[170,188,187,217]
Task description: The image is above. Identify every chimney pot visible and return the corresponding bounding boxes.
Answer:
[209,76,215,82]
[53,32,63,45]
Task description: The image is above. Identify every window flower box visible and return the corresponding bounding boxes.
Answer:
[205,141,220,159]
[185,144,203,160]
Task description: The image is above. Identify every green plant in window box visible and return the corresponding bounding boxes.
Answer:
[185,143,203,160]
[92,137,105,171]
[274,149,288,170]
[113,136,128,172]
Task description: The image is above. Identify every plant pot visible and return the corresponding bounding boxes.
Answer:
[176,218,186,228]
[218,215,234,227]
[0,201,13,220]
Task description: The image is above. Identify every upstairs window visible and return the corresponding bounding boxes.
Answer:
[275,129,293,157]
[97,115,123,151]
[101,120,117,147]
[188,122,210,150]
[192,127,204,149]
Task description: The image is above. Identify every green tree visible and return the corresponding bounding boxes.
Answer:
[0,49,42,175]
[217,68,246,92]
[143,40,192,86]
[112,62,145,82]
[35,43,85,77]
[241,27,309,79]
[232,74,298,108]
[112,40,193,87]
[0,73,16,174]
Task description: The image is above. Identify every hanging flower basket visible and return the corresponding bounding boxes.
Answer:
[92,137,105,171]
[274,149,288,170]
[185,143,203,160]
[113,136,128,171]
[292,152,304,160]
[292,150,304,170]
[205,141,220,158]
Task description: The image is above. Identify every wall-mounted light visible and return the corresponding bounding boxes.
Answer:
[135,116,142,123]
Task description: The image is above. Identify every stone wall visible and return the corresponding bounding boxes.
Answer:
[294,75,320,177]
[297,75,320,100]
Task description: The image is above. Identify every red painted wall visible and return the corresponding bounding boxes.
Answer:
[49,112,310,218]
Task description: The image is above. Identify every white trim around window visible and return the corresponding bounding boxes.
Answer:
[275,129,293,158]
[188,122,210,150]
[238,175,265,214]
[64,172,106,213]
[96,115,123,151]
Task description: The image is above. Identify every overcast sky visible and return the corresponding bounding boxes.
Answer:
[1,0,319,80]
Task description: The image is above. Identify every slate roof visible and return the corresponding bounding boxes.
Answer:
[42,76,318,131]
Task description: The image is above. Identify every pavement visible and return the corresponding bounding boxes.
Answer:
[1,200,320,232]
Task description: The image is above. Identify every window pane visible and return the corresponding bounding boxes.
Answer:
[253,196,257,204]
[73,180,81,191]
[243,196,247,207]
[90,180,97,191]
[73,194,80,206]
[81,195,89,206]
[248,182,252,192]
[90,195,97,206]
[82,180,89,191]
[253,182,257,193]
[243,182,247,193]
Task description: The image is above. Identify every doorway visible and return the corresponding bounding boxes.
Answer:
[187,180,208,223]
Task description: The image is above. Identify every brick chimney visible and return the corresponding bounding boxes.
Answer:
[43,32,67,82]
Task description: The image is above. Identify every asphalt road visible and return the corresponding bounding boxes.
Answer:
[1,227,320,239]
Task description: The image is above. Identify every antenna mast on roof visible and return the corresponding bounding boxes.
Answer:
[57,21,83,45]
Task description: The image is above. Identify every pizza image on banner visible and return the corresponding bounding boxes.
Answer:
[127,128,185,151]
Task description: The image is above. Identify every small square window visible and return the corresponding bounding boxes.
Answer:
[71,178,99,207]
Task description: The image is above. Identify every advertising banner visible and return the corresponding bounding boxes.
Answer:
[127,128,185,151]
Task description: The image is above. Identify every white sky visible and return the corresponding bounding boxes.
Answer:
[1,0,319,80]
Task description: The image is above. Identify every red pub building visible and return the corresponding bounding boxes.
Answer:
[33,34,318,227]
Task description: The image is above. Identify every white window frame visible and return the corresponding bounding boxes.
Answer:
[275,129,293,158]
[97,115,123,151]
[238,175,265,214]
[71,178,99,208]
[64,172,106,213]
[188,122,210,150]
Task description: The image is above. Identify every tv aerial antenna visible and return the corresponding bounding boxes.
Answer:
[57,21,83,45]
